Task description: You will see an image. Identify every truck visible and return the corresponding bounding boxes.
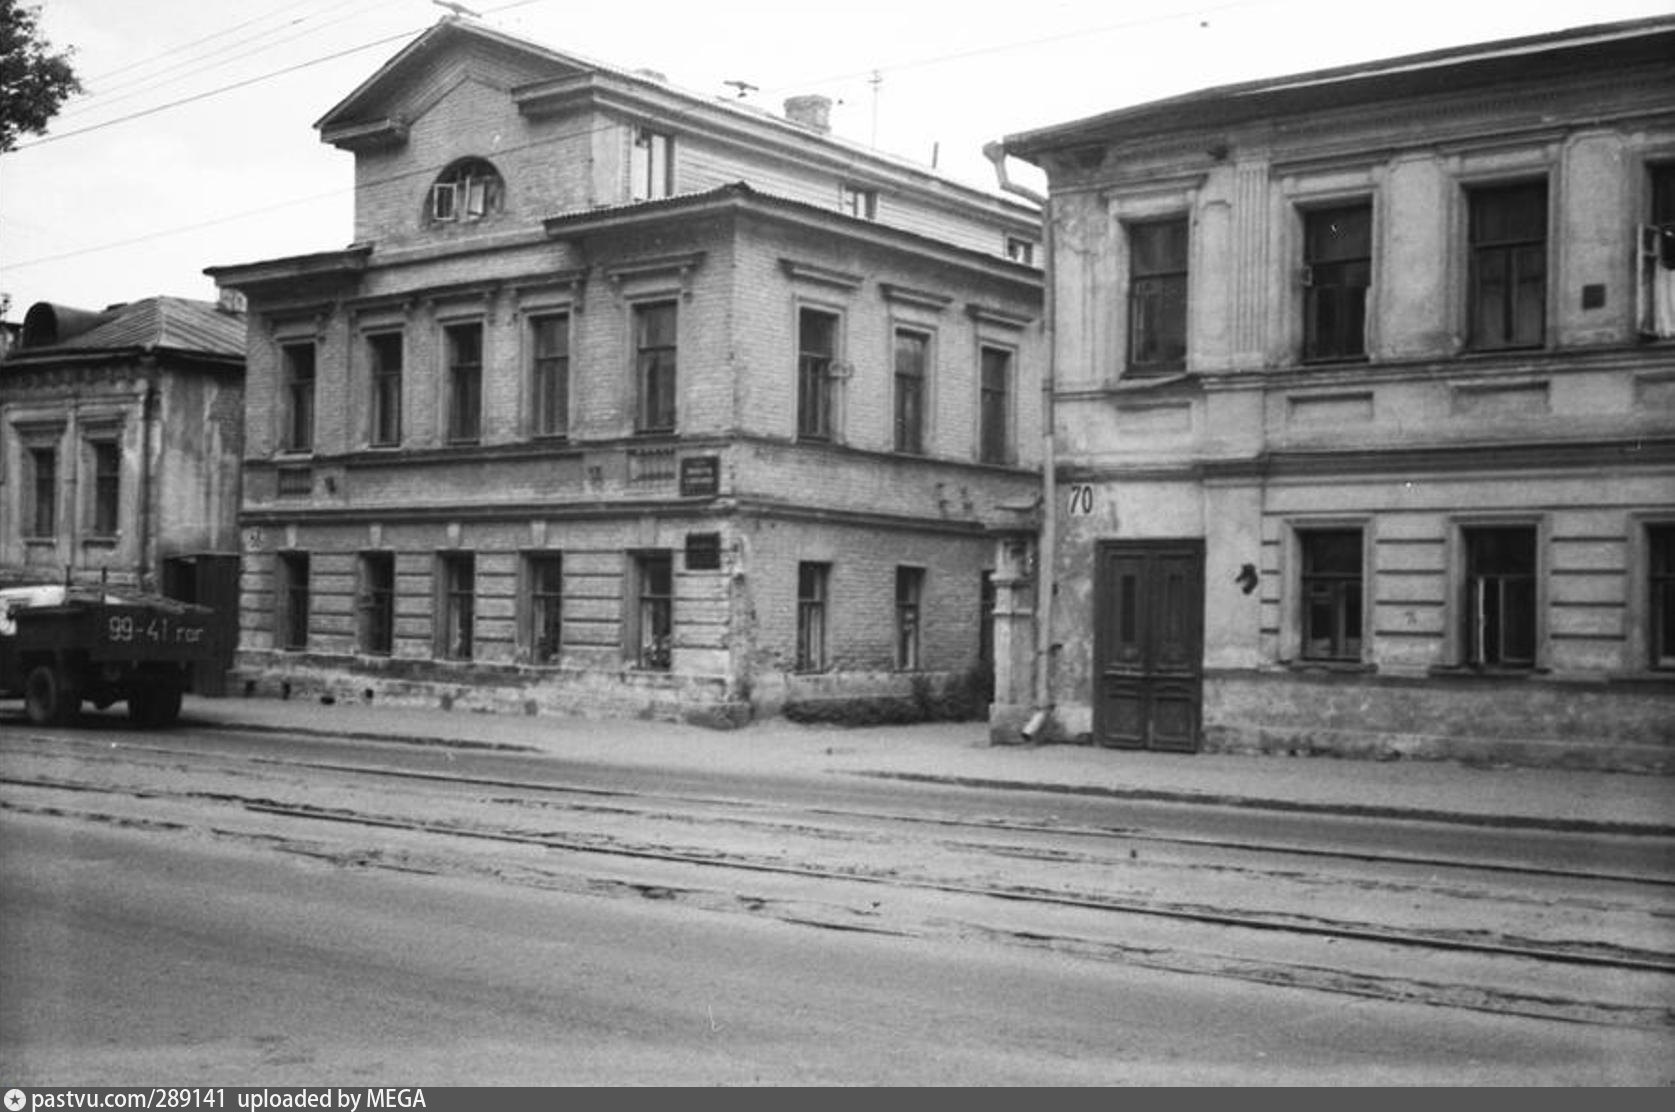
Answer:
[0,583,217,727]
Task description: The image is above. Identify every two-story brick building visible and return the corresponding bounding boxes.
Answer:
[1001,17,1675,769]
[207,17,1044,725]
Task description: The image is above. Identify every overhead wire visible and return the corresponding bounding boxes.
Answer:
[4,0,1245,272]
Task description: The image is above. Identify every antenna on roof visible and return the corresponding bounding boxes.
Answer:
[433,0,481,17]
[868,70,882,147]
[723,80,759,100]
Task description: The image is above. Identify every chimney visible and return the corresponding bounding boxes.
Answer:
[784,94,832,134]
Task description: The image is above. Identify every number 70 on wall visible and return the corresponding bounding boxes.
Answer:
[1066,484,1096,516]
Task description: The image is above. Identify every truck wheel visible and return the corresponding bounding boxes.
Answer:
[24,665,79,725]
[129,685,183,728]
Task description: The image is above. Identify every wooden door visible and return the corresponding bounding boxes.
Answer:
[1094,541,1203,751]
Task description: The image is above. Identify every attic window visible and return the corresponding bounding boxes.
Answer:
[429,158,504,224]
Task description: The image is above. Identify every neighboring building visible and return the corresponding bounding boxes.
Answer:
[207,17,1043,725]
[0,296,247,690]
[1001,17,1675,769]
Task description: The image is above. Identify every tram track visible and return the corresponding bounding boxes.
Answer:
[3,731,1673,1028]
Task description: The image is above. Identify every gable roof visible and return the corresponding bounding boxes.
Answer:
[11,297,245,361]
[1005,14,1675,158]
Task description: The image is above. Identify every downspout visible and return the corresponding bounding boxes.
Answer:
[983,142,1055,737]
[139,352,158,594]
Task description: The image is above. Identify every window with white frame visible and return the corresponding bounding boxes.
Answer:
[429,158,504,224]
[1005,237,1035,265]
[840,184,877,220]
[1299,529,1363,662]
[1638,163,1675,339]
[631,128,673,201]
[1461,525,1537,668]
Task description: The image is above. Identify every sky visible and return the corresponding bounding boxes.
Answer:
[3,0,1671,317]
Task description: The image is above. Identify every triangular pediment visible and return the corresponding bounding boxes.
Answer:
[316,18,596,150]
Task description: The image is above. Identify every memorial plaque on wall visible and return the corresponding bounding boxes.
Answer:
[679,455,720,497]
[685,531,722,571]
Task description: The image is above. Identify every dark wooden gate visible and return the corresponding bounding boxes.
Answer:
[1093,540,1204,751]
[162,553,240,696]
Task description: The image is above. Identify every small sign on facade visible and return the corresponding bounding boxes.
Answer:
[679,455,721,497]
[685,532,722,571]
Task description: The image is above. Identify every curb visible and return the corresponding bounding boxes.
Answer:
[185,714,1675,839]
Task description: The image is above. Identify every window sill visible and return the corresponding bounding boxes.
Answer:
[80,536,119,549]
[1427,664,1546,680]
[1284,659,1376,674]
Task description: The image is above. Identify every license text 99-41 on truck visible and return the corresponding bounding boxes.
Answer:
[0,583,217,727]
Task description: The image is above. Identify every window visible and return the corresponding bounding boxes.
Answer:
[281,342,316,452]
[631,128,673,201]
[368,332,402,448]
[1005,237,1036,265]
[429,158,504,223]
[277,551,309,651]
[436,552,475,661]
[797,308,838,440]
[634,301,677,433]
[90,439,120,536]
[445,322,483,443]
[1303,204,1371,361]
[1128,218,1188,371]
[1468,182,1547,350]
[1462,526,1537,668]
[530,314,570,438]
[840,185,877,220]
[895,566,923,670]
[358,552,394,656]
[1650,524,1675,670]
[630,552,673,670]
[27,446,56,538]
[525,552,564,664]
[1300,530,1363,662]
[978,345,1011,465]
[796,562,829,672]
[893,328,928,454]
[1639,164,1675,338]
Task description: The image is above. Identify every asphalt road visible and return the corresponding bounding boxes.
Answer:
[2,722,1672,1084]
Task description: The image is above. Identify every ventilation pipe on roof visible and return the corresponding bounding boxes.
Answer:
[983,141,1057,737]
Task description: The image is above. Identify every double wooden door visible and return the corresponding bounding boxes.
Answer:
[1094,541,1204,751]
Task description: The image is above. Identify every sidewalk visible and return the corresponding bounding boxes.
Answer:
[177,694,1675,837]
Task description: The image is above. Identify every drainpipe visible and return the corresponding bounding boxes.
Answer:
[984,142,1055,737]
[139,353,158,594]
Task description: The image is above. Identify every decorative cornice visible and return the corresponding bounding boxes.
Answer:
[879,283,953,312]
[779,258,864,291]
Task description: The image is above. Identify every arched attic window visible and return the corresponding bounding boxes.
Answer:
[428,158,505,224]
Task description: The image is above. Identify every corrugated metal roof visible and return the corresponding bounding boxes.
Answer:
[36,297,245,359]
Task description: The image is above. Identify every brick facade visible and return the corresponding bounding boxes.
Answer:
[210,18,1043,726]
